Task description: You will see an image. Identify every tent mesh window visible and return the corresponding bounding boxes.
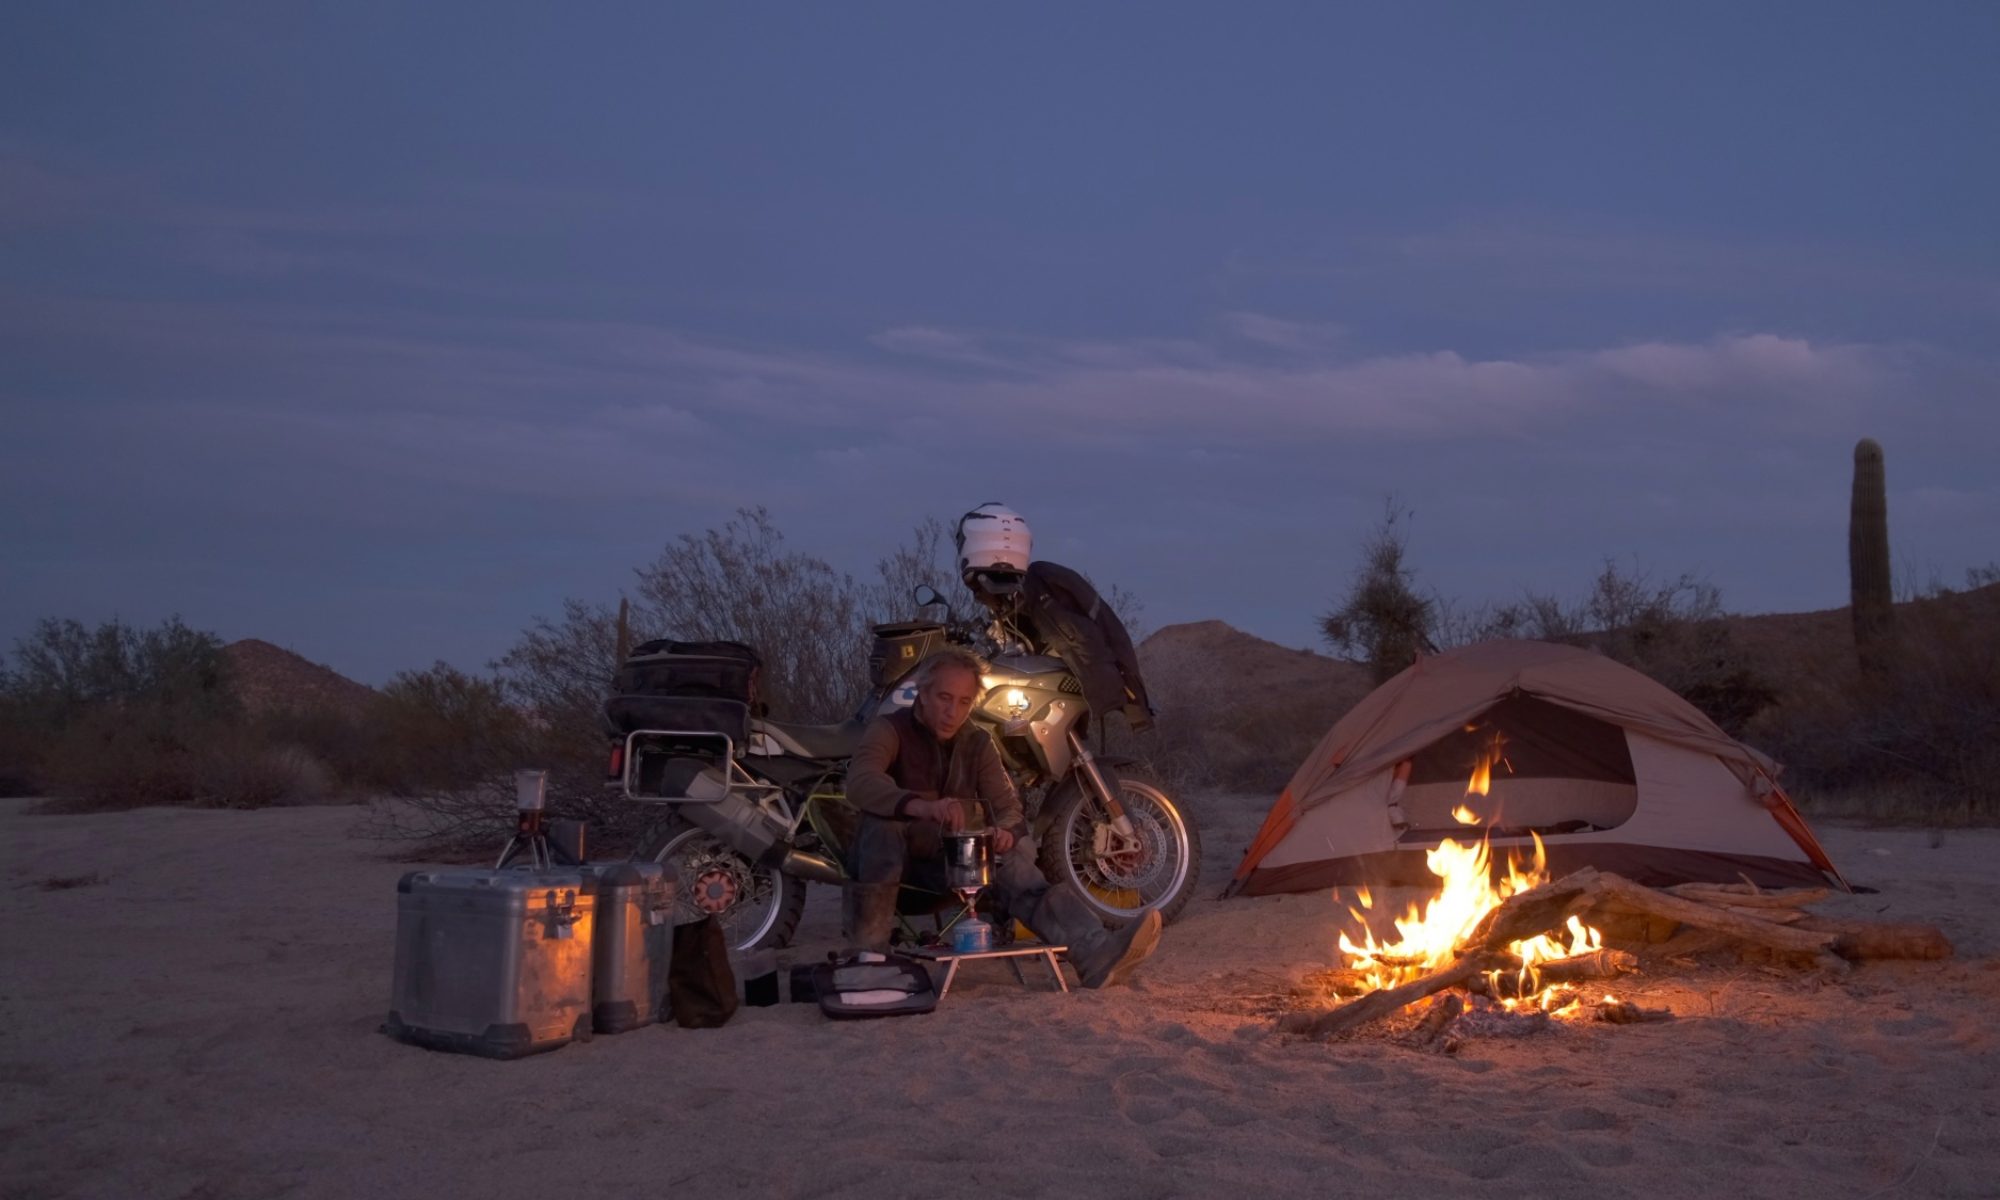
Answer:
[1397,694,1638,840]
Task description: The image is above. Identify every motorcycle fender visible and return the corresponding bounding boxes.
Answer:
[1033,759,1126,842]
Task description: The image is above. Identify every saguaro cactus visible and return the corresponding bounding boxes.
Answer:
[1848,438,1893,675]
[614,597,632,663]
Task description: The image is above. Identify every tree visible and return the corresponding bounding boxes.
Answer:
[1321,502,1436,683]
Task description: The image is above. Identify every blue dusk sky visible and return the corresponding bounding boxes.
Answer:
[3,3,1996,684]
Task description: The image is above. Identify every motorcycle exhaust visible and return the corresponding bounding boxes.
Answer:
[673,768,848,886]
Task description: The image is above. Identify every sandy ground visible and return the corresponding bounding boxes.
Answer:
[4,793,1998,1200]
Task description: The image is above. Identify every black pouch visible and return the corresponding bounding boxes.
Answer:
[811,952,938,1020]
[668,917,739,1029]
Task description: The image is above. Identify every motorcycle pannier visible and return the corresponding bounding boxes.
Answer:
[868,622,947,689]
[579,861,677,1035]
[385,867,595,1059]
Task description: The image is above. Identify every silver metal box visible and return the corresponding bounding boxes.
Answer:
[579,861,676,1034]
[385,867,595,1059]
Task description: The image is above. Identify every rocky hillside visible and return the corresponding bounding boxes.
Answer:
[223,640,376,718]
[1133,620,1373,793]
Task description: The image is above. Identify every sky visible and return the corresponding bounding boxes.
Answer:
[3,3,1996,685]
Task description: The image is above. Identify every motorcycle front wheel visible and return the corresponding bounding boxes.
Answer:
[639,819,807,953]
[1038,764,1201,925]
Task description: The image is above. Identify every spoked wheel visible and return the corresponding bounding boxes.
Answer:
[1039,764,1201,925]
[640,820,806,952]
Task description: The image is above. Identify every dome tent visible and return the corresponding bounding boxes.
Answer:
[1227,640,1845,896]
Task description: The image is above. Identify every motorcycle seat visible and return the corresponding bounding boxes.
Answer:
[757,716,869,760]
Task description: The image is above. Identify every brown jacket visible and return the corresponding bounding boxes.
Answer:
[845,708,1025,834]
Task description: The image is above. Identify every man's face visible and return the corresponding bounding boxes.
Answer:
[914,664,980,740]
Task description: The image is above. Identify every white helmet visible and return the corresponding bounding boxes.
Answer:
[955,502,1032,593]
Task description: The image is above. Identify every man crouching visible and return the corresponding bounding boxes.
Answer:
[843,646,1163,988]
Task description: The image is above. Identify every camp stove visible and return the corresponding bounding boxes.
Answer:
[941,829,994,951]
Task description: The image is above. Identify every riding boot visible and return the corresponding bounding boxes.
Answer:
[844,883,900,955]
[1012,882,1164,989]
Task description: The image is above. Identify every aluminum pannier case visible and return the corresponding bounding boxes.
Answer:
[579,862,676,1034]
[385,867,595,1059]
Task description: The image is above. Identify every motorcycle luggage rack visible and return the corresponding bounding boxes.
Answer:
[619,728,784,807]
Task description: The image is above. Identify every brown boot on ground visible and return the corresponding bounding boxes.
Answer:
[1076,909,1163,989]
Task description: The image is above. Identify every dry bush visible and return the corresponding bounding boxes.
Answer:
[34,709,205,811]
[1753,584,2000,821]
[1442,560,1777,738]
[5,617,243,809]
[1320,501,1434,684]
[189,732,334,809]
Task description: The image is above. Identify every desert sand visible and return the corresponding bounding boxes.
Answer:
[4,792,1997,1200]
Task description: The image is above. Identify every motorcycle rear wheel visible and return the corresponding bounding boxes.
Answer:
[1038,764,1200,925]
[639,819,807,953]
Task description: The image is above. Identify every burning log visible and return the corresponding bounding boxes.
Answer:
[1278,953,1501,1038]
[1409,993,1464,1048]
[1463,868,1601,947]
[1468,948,1638,998]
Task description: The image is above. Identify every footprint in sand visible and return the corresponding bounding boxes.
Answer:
[1615,1085,1678,1108]
[1111,1072,1185,1126]
[1570,1139,1637,1168]
[1553,1106,1620,1132]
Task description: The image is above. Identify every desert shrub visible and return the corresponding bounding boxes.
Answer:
[1440,561,1777,738]
[8,617,241,809]
[1754,585,2000,820]
[366,662,535,794]
[1320,502,1435,684]
[364,513,971,855]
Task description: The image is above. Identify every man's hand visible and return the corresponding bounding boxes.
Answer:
[990,827,1016,854]
[905,797,967,830]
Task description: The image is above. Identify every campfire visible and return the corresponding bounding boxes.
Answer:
[1341,835,1619,1022]
[1281,755,1955,1050]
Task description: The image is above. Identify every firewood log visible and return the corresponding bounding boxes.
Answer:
[1598,999,1673,1024]
[1588,874,1840,956]
[1410,993,1463,1047]
[1469,948,1638,998]
[1277,955,1499,1038]
[1665,883,1830,908]
[1710,904,1809,926]
[1794,917,1954,961]
[1463,868,1601,949]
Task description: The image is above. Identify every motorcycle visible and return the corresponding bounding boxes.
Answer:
[607,586,1202,952]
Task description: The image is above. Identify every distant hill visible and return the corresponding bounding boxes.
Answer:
[223,640,376,718]
[1140,619,1370,708]
[1129,584,2000,795]
[1722,582,2000,696]
[1134,620,1373,792]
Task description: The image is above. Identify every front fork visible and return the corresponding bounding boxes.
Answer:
[1067,730,1134,836]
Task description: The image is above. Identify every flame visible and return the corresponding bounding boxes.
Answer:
[1464,730,1509,798]
[1337,831,1604,1015]
[1452,804,1480,824]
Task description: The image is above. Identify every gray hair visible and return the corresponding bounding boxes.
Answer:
[910,646,988,691]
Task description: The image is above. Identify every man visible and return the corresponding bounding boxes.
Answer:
[844,645,1164,988]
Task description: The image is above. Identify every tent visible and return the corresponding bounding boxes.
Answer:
[1229,640,1845,896]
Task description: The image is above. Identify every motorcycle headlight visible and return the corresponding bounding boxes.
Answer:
[986,687,1032,719]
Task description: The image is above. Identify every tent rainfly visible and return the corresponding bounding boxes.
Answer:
[1228,640,1846,896]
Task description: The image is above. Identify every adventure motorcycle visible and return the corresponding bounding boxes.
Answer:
[607,586,1202,952]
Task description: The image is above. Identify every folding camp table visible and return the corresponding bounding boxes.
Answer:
[910,942,1070,999]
